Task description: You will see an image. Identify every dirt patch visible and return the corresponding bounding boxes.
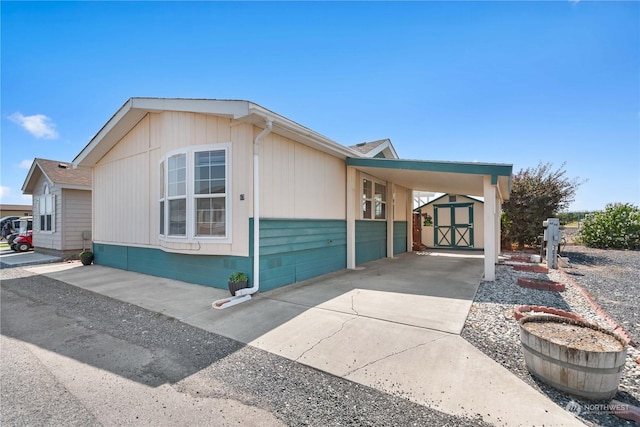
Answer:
[523,322,626,352]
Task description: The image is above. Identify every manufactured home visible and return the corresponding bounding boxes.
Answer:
[72,98,511,294]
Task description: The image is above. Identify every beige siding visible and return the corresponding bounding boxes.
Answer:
[94,153,150,245]
[261,133,346,219]
[229,123,253,255]
[94,111,253,256]
[61,189,92,251]
[394,186,408,221]
[148,112,232,152]
[101,115,150,164]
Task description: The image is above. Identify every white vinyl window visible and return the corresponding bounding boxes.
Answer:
[159,144,230,242]
[362,178,386,220]
[38,184,55,232]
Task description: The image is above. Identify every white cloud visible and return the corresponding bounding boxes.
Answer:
[0,187,31,205]
[19,159,33,169]
[8,112,59,139]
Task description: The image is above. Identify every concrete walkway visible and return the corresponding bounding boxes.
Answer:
[0,248,62,267]
[25,252,583,427]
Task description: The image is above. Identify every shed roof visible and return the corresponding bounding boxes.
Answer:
[22,158,92,194]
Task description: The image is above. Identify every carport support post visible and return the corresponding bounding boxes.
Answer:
[346,166,357,269]
[386,182,393,258]
[483,176,497,281]
[407,190,413,252]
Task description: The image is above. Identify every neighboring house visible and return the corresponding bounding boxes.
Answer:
[21,158,92,258]
[0,204,32,217]
[72,97,512,291]
[415,194,485,250]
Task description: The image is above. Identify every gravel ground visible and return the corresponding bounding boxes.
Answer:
[1,266,492,427]
[462,245,640,427]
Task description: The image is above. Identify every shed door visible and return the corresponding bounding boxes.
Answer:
[434,203,474,248]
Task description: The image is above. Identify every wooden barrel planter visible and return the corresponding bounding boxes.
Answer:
[519,315,627,401]
[513,305,586,322]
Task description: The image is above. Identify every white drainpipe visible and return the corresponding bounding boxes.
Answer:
[213,117,272,309]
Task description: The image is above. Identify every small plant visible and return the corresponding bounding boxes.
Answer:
[228,272,249,296]
[228,272,248,283]
[423,213,433,227]
[79,250,94,265]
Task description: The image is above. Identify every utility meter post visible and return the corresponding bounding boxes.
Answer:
[543,218,560,269]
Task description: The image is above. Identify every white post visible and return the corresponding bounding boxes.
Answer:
[346,166,356,269]
[386,182,394,258]
[483,176,496,281]
[407,190,413,252]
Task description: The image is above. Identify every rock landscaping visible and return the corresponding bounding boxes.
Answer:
[462,246,640,427]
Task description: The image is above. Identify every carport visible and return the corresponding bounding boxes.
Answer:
[345,157,512,281]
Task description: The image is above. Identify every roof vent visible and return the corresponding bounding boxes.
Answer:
[356,142,367,147]
[58,163,69,169]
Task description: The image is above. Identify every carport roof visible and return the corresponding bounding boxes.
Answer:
[346,157,512,199]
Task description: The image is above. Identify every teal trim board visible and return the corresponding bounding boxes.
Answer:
[393,221,408,255]
[356,220,387,265]
[346,157,512,176]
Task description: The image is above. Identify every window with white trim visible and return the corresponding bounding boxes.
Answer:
[362,178,386,220]
[159,144,230,241]
[38,184,55,232]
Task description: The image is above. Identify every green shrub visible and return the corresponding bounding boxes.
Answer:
[228,272,248,283]
[577,203,640,249]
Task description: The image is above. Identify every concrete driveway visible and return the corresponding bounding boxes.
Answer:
[26,251,583,427]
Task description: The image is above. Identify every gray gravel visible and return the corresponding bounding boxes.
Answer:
[1,266,491,427]
[462,246,640,427]
[560,246,640,345]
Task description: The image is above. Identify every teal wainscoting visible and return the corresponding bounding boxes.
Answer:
[258,219,347,291]
[355,220,387,265]
[92,243,252,289]
[393,221,408,255]
[93,218,347,292]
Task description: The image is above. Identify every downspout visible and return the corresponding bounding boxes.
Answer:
[236,118,273,297]
[213,117,272,309]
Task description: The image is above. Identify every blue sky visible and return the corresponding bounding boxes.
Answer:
[2,1,638,211]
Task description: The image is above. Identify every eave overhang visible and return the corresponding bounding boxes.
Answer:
[346,157,513,199]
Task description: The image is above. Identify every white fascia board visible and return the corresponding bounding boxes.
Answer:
[21,160,52,194]
[73,98,136,168]
[21,159,40,194]
[366,140,399,159]
[130,98,252,119]
[247,104,361,160]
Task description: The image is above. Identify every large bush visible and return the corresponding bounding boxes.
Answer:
[501,162,583,249]
[578,203,640,250]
